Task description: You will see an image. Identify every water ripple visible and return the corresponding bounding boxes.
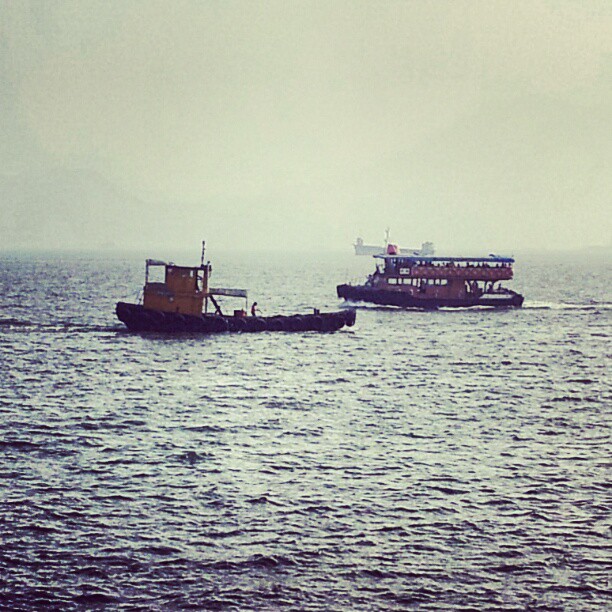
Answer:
[1,253,610,609]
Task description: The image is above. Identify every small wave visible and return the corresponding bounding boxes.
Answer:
[491,549,523,558]
[428,485,469,496]
[265,463,296,472]
[201,529,244,540]
[204,554,297,571]
[384,587,440,605]
[524,301,612,311]
[485,499,521,510]
[344,300,612,314]
[377,525,407,534]
[139,545,183,556]
[0,439,41,451]
[399,431,435,439]
[360,568,396,579]
[175,450,212,464]
[550,395,600,404]
[550,395,581,403]
[248,554,297,569]
[338,302,420,312]
[246,495,284,506]
[74,566,109,579]
[0,318,122,333]
[490,563,527,574]
[73,592,122,605]
[0,317,33,327]
[547,583,606,594]
[25,524,61,535]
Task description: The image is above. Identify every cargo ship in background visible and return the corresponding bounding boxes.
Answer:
[354,228,434,257]
[338,243,524,309]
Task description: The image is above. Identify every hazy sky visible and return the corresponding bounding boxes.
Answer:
[1,0,611,252]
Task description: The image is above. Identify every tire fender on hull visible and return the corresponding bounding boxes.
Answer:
[115,302,358,333]
[228,317,247,332]
[266,317,284,332]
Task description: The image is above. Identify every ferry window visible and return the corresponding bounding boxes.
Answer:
[388,278,397,285]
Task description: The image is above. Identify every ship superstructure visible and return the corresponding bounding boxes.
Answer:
[338,249,523,309]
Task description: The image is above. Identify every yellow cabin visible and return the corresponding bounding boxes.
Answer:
[141,242,248,317]
[143,260,209,316]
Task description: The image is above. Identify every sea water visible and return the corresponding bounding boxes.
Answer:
[1,250,610,610]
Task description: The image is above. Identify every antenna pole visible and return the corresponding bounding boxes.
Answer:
[201,240,206,267]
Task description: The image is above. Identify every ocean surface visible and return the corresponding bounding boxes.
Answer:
[1,249,610,610]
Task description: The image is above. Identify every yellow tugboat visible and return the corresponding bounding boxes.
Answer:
[116,242,356,333]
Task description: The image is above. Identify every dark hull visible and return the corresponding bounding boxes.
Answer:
[337,285,524,309]
[116,302,356,333]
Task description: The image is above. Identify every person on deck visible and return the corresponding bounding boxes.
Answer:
[251,302,259,317]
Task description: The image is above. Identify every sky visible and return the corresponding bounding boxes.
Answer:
[1,0,611,252]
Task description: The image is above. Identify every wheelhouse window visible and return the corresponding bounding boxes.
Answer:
[148,266,165,284]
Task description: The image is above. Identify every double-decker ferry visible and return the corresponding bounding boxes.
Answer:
[337,247,524,309]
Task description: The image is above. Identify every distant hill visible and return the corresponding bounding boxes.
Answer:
[345,94,611,252]
[0,167,151,250]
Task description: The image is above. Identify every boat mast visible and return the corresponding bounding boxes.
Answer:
[201,240,208,313]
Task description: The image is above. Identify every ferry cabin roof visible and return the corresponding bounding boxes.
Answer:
[374,254,515,265]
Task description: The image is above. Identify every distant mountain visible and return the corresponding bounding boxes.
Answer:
[0,167,151,250]
[345,93,611,252]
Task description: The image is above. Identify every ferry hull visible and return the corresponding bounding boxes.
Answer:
[116,302,356,333]
[336,285,523,309]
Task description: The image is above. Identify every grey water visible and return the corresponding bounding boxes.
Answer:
[1,250,610,610]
